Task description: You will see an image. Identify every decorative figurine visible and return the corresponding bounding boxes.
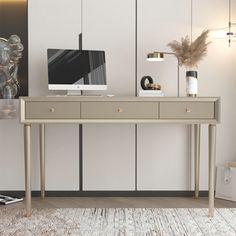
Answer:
[140,76,161,90]
[0,35,24,99]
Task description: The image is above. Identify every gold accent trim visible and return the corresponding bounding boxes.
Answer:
[0,0,26,2]
[146,83,161,90]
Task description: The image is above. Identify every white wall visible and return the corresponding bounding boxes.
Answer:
[0,0,235,192]
[192,0,236,190]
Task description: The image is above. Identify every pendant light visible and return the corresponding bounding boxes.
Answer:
[227,0,236,46]
[211,0,236,46]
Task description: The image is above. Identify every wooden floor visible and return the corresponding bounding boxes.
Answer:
[5,197,236,209]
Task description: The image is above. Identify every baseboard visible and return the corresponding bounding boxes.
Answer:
[0,191,209,198]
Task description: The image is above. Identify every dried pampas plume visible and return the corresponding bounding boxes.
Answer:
[167,30,210,68]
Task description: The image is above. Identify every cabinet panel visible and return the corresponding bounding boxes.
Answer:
[83,124,135,190]
[45,124,80,190]
[25,102,81,119]
[81,102,158,119]
[82,0,135,190]
[137,124,190,190]
[160,102,214,119]
[83,0,135,95]
[0,101,24,190]
[137,0,191,190]
[137,0,190,96]
[28,0,81,190]
[29,0,82,96]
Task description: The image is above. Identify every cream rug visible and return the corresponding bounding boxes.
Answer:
[0,208,236,235]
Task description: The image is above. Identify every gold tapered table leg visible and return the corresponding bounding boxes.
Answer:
[24,124,31,217]
[209,124,216,218]
[40,124,45,199]
[194,124,201,198]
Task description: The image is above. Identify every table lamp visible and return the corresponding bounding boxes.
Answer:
[146,51,180,96]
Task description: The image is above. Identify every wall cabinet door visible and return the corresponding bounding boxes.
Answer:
[137,0,191,190]
[28,0,81,190]
[83,0,135,96]
[0,110,24,190]
[82,0,135,190]
[137,124,190,190]
[83,124,135,190]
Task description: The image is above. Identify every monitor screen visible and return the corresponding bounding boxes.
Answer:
[47,49,107,90]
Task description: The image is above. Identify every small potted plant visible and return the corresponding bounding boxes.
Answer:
[167,30,210,96]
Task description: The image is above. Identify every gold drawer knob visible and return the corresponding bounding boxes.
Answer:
[49,108,55,113]
[185,108,191,113]
[117,107,123,113]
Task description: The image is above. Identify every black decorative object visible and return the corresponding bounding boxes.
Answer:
[140,76,161,90]
[140,76,153,90]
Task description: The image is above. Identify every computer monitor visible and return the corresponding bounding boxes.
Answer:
[47,49,107,93]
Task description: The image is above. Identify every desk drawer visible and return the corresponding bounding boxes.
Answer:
[25,102,80,119]
[160,102,214,119]
[81,102,158,119]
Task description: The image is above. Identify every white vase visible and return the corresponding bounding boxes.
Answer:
[186,71,198,97]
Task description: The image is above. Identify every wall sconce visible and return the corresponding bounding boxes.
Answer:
[146,51,180,96]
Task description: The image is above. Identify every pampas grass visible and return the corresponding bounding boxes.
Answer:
[167,30,210,68]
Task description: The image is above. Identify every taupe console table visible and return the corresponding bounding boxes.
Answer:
[20,96,220,217]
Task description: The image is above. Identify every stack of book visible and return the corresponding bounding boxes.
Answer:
[139,90,164,97]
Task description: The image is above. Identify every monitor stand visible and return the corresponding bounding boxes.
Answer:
[67,90,82,96]
[66,90,103,97]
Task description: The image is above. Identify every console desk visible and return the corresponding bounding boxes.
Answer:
[20,96,220,217]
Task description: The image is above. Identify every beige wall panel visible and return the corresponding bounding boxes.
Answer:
[27,0,82,190]
[82,0,135,190]
[137,0,191,190]
[83,124,135,190]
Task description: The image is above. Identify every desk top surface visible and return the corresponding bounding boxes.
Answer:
[20,96,220,102]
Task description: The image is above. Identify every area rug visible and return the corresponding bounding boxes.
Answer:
[0,208,236,236]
